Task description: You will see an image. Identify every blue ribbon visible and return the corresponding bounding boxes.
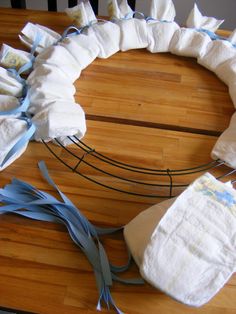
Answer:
[0,161,144,312]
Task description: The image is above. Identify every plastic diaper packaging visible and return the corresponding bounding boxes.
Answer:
[124,173,236,307]
[66,1,120,59]
[147,0,179,53]
[108,0,148,51]
[19,22,61,53]
[198,28,236,73]
[0,66,24,97]
[170,4,224,58]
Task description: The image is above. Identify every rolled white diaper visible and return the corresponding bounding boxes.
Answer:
[65,1,97,28]
[59,33,100,68]
[198,28,236,72]
[211,112,236,168]
[170,4,223,58]
[0,95,20,116]
[34,45,81,82]
[125,173,236,307]
[0,67,24,97]
[229,81,236,108]
[19,22,61,53]
[32,100,86,145]
[0,44,31,71]
[147,0,179,53]
[0,117,29,171]
[215,57,236,86]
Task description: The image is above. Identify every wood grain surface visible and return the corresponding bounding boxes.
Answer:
[0,8,235,314]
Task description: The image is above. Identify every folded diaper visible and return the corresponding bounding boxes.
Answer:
[215,57,236,86]
[147,0,178,53]
[59,33,100,69]
[34,45,81,82]
[198,29,236,72]
[229,81,236,108]
[32,100,86,145]
[65,1,96,28]
[0,67,24,97]
[0,95,20,116]
[211,112,236,168]
[0,117,29,171]
[170,4,223,58]
[19,22,61,53]
[0,44,31,72]
[125,173,236,307]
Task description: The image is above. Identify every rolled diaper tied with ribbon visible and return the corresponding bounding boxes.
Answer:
[34,45,81,82]
[124,174,236,306]
[211,112,236,168]
[108,0,148,51]
[147,0,179,53]
[229,81,236,108]
[19,22,61,53]
[170,4,224,58]
[215,57,236,86]
[198,28,236,72]
[0,95,20,116]
[65,1,120,59]
[59,33,100,69]
[32,100,86,145]
[0,44,31,71]
[0,66,24,97]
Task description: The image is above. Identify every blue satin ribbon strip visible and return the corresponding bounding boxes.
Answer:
[0,161,144,313]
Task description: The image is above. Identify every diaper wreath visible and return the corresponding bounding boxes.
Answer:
[1,1,236,312]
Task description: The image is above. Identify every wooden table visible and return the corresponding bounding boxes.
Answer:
[0,8,236,314]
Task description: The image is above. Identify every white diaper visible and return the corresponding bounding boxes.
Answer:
[0,67,24,97]
[170,4,223,58]
[65,1,96,28]
[32,100,86,145]
[0,44,31,71]
[0,95,20,116]
[59,33,99,69]
[229,81,236,108]
[19,22,61,53]
[125,173,236,307]
[0,117,29,171]
[211,112,236,168]
[215,57,236,86]
[34,45,81,82]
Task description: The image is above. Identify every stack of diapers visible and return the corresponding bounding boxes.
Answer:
[211,112,236,169]
[124,173,236,306]
[66,1,120,58]
[198,29,236,72]
[108,0,148,51]
[19,22,61,53]
[170,4,224,58]
[0,67,24,97]
[146,0,179,53]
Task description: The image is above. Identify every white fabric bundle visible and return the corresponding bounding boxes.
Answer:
[0,95,20,116]
[59,33,100,69]
[32,100,86,145]
[34,45,81,82]
[19,22,61,53]
[215,57,236,86]
[85,21,120,58]
[65,1,96,28]
[0,67,24,97]
[108,0,148,51]
[229,81,236,108]
[0,44,31,71]
[0,117,29,171]
[125,173,236,306]
[170,4,223,58]
[211,112,236,168]
[198,29,236,72]
[147,0,179,53]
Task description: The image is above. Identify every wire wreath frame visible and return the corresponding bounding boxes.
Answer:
[43,136,236,199]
